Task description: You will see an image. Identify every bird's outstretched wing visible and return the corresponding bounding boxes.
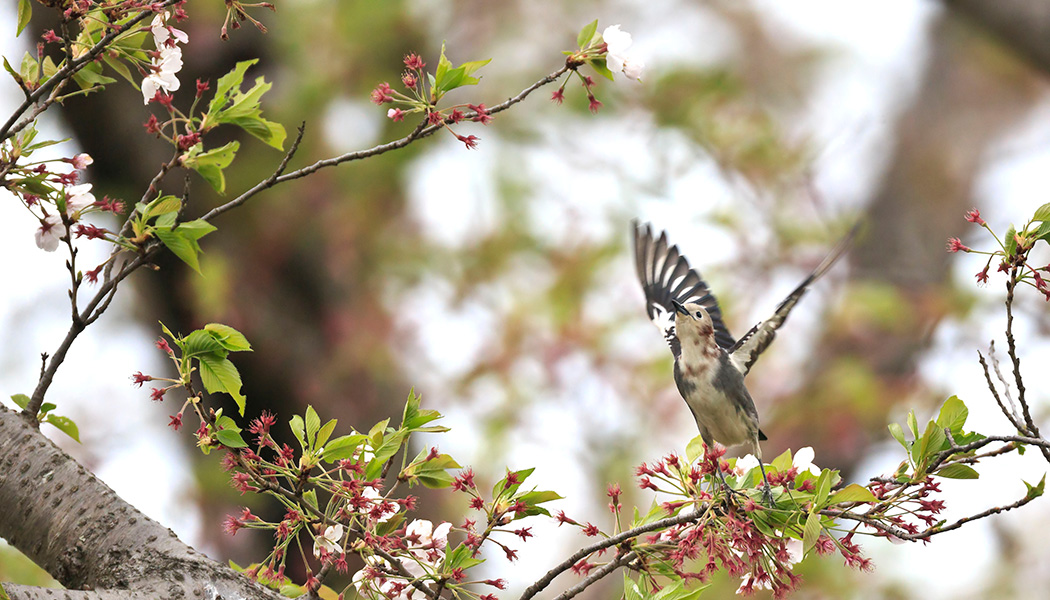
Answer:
[632,220,735,356]
[728,223,859,376]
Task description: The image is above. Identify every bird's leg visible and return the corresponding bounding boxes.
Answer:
[757,461,775,507]
[713,458,746,501]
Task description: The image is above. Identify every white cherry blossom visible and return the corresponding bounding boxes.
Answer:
[65,183,96,215]
[793,446,820,476]
[35,214,66,251]
[312,523,344,559]
[142,46,184,103]
[602,24,645,80]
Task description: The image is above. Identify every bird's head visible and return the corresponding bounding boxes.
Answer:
[672,300,715,341]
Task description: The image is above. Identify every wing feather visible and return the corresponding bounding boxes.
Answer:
[632,220,735,356]
[729,223,859,376]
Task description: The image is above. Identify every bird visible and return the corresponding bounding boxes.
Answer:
[632,219,856,503]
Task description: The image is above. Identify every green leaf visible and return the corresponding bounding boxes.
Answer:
[415,472,456,489]
[515,489,563,505]
[888,422,909,451]
[321,434,368,462]
[1024,474,1046,500]
[3,56,23,89]
[623,574,645,600]
[289,415,306,449]
[316,419,337,449]
[181,141,239,194]
[365,430,408,480]
[19,52,36,86]
[102,55,135,85]
[225,115,286,150]
[206,60,257,123]
[802,510,821,554]
[1033,202,1050,222]
[431,42,491,96]
[44,415,80,442]
[814,470,831,506]
[156,219,217,274]
[771,448,793,472]
[71,63,116,89]
[577,19,598,48]
[16,0,31,36]
[10,394,30,409]
[936,396,968,435]
[686,434,705,464]
[828,483,878,504]
[305,405,320,446]
[402,389,444,430]
[906,410,919,439]
[39,403,56,415]
[588,57,615,81]
[444,543,485,571]
[1005,224,1018,257]
[935,464,979,479]
[204,323,252,352]
[183,330,226,358]
[215,428,248,448]
[494,467,536,498]
[1034,220,1050,243]
[198,354,246,415]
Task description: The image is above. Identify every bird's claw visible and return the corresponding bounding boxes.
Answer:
[760,483,775,507]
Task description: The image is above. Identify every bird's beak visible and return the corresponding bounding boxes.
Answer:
[671,300,689,316]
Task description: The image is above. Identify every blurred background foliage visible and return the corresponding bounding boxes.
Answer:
[5,0,1050,598]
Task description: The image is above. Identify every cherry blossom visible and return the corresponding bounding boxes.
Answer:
[312,523,343,559]
[64,183,96,216]
[142,47,184,104]
[792,446,820,476]
[35,214,66,251]
[602,24,644,80]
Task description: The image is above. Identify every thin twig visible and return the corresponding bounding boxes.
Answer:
[978,348,1024,431]
[1004,270,1050,463]
[551,550,637,600]
[201,66,570,223]
[517,506,706,600]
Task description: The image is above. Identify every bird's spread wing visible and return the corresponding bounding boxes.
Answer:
[729,223,859,376]
[632,220,735,356]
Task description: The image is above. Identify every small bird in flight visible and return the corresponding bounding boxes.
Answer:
[632,220,856,503]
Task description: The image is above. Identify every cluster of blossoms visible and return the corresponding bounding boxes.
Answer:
[552,24,644,113]
[549,445,881,598]
[865,476,946,538]
[947,207,1050,298]
[351,519,453,600]
[142,10,189,104]
[371,52,493,150]
[20,152,125,267]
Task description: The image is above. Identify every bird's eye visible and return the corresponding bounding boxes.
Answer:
[695,311,703,319]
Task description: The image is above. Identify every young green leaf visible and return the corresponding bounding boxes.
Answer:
[215,428,248,448]
[936,396,968,435]
[828,483,878,504]
[685,434,705,464]
[802,510,821,553]
[9,394,29,410]
[577,20,599,48]
[935,464,979,479]
[44,415,80,443]
[204,323,252,352]
[16,0,32,36]
[321,433,368,462]
[181,141,239,194]
[1024,474,1046,500]
[1033,202,1050,222]
[198,353,246,415]
[305,405,320,446]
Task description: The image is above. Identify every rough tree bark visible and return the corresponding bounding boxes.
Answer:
[0,406,282,600]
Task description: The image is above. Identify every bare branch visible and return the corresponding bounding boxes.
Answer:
[201,66,570,223]
[518,506,707,600]
[551,550,638,600]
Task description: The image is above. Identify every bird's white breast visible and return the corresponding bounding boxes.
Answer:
[679,352,755,449]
